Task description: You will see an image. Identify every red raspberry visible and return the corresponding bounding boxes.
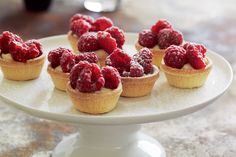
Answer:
[60,51,75,73]
[93,17,113,31]
[25,40,43,59]
[133,48,153,74]
[0,31,23,54]
[186,45,206,69]
[105,26,125,48]
[130,61,144,77]
[183,42,207,57]
[164,45,187,69]
[70,61,105,92]
[105,48,131,75]
[48,47,70,68]
[70,61,89,89]
[70,19,91,37]
[78,32,100,52]
[151,19,173,34]
[75,52,98,64]
[158,28,183,49]
[70,14,94,24]
[102,66,120,89]
[9,40,28,62]
[97,31,117,54]
[138,29,157,48]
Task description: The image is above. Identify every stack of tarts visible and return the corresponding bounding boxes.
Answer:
[0,31,45,81]
[67,14,125,67]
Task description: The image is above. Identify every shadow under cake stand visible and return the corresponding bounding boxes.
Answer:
[0,33,233,157]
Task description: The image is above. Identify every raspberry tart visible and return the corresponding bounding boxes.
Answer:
[47,47,98,91]
[106,48,159,97]
[0,31,45,81]
[66,61,122,114]
[160,43,212,88]
[135,19,183,67]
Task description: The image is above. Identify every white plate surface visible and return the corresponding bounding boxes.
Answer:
[0,33,233,125]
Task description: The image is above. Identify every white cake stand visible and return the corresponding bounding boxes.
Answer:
[0,33,233,157]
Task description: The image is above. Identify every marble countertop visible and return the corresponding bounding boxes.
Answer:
[0,0,236,156]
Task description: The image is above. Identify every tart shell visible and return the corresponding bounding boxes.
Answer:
[0,54,45,81]
[121,65,159,97]
[160,57,213,88]
[47,65,69,91]
[67,31,79,53]
[66,83,122,114]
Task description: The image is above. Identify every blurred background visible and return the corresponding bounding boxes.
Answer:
[0,0,236,157]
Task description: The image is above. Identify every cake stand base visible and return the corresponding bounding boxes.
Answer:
[52,124,166,157]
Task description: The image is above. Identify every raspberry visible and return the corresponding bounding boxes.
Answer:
[105,26,125,48]
[133,48,153,74]
[164,45,187,69]
[186,45,206,69]
[138,29,157,48]
[70,61,105,92]
[151,19,173,34]
[93,17,113,31]
[130,61,144,77]
[70,14,94,24]
[97,31,117,54]
[78,32,100,52]
[9,40,28,62]
[70,61,89,89]
[102,66,120,89]
[158,28,183,49]
[105,48,131,75]
[0,31,23,54]
[70,19,91,37]
[48,47,71,68]
[183,42,207,57]
[75,52,98,64]
[25,40,42,59]
[60,51,75,73]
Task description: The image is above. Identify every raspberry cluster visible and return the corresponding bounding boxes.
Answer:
[48,47,98,73]
[106,48,154,77]
[138,19,183,49]
[164,42,207,69]
[0,31,43,62]
[70,14,125,54]
[69,61,120,92]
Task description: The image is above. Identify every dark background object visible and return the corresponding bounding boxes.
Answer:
[24,0,52,12]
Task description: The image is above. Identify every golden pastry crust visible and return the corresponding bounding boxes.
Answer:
[47,65,69,91]
[66,83,122,114]
[67,31,79,53]
[0,54,45,81]
[160,57,213,88]
[135,42,165,67]
[121,65,159,97]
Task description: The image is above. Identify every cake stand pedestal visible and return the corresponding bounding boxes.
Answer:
[52,124,165,157]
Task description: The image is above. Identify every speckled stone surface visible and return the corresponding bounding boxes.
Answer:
[0,0,236,157]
